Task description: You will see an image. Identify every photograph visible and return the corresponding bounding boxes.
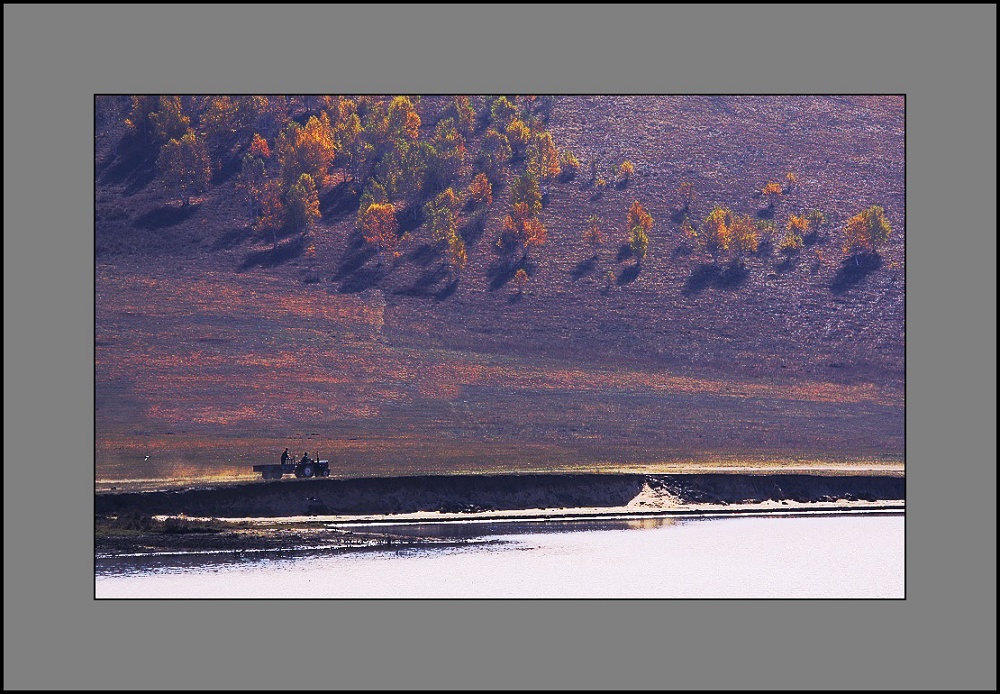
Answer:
[94,94,905,599]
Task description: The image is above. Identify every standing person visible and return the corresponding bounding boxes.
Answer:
[281,448,290,465]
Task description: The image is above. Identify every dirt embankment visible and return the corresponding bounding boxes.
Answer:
[95,473,905,519]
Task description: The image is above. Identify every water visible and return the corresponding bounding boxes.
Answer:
[95,513,904,599]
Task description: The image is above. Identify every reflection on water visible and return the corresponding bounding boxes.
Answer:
[96,514,904,599]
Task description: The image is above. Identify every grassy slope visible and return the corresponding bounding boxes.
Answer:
[95,95,904,489]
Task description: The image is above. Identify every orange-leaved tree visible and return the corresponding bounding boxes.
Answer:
[360,202,401,261]
[761,181,783,210]
[701,207,733,264]
[527,131,561,181]
[627,200,653,264]
[729,213,760,266]
[583,215,604,258]
[499,202,547,264]
[842,205,892,258]
[467,173,493,207]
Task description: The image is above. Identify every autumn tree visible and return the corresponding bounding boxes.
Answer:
[499,202,547,265]
[149,96,191,145]
[786,214,811,243]
[513,268,529,294]
[627,201,653,264]
[842,205,892,257]
[490,96,517,128]
[357,179,390,228]
[359,201,401,261]
[445,232,468,276]
[806,209,827,236]
[467,173,493,207]
[286,173,321,233]
[729,213,760,266]
[505,118,531,159]
[583,215,604,257]
[124,95,159,144]
[275,114,335,186]
[559,150,581,180]
[157,130,210,206]
[784,171,798,191]
[618,160,635,185]
[527,130,561,181]
[443,95,476,136]
[424,188,461,246]
[509,172,542,216]
[701,207,733,263]
[479,128,512,183]
[424,118,467,194]
[254,179,287,247]
[761,181,783,210]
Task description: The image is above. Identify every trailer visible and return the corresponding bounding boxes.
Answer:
[253,458,330,480]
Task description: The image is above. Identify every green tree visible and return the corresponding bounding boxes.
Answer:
[287,173,321,233]
[479,128,512,183]
[157,130,210,206]
[237,152,266,222]
[149,96,191,144]
[510,172,542,216]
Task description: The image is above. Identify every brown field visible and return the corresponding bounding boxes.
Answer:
[95,95,904,491]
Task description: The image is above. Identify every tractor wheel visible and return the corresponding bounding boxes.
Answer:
[321,469,330,477]
[302,464,315,478]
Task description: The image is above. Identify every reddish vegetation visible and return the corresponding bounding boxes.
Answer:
[95,96,904,488]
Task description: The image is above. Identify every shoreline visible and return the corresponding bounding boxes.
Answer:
[96,471,904,560]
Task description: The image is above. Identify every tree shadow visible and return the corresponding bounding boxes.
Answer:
[775,255,798,274]
[460,210,487,246]
[616,243,634,263]
[319,181,361,220]
[570,256,598,281]
[395,264,449,298]
[830,253,882,294]
[333,242,377,280]
[672,244,694,259]
[507,291,524,304]
[398,204,424,236]
[756,206,775,220]
[210,226,251,251]
[682,262,750,295]
[238,235,304,271]
[407,242,439,267]
[487,256,533,291]
[615,179,629,190]
[337,265,386,294]
[435,278,459,301]
[717,262,749,288]
[670,207,689,224]
[135,203,197,230]
[617,263,641,285]
[99,135,159,194]
[211,152,241,185]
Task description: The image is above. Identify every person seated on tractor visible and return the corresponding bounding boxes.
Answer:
[300,452,310,465]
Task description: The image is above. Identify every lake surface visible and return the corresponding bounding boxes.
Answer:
[95,513,904,599]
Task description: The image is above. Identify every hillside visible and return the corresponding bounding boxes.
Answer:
[94,95,904,488]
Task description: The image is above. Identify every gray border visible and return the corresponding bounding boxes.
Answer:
[5,4,996,691]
